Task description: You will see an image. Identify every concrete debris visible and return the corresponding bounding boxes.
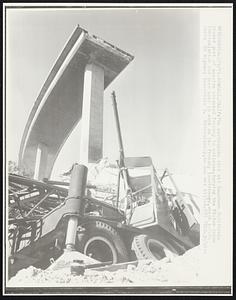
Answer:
[8,246,200,287]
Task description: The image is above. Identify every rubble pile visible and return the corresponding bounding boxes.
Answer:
[8,246,200,287]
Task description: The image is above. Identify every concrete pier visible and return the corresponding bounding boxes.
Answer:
[33,143,48,180]
[80,63,104,165]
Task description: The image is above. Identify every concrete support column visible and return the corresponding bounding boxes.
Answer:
[80,63,104,166]
[34,143,48,180]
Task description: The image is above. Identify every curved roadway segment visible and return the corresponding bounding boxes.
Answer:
[18,25,133,179]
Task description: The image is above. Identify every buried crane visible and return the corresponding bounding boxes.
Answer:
[8,92,200,279]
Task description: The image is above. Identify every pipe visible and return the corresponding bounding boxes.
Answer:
[111,91,125,160]
[65,164,88,250]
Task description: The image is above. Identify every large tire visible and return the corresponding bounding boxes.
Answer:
[132,234,179,260]
[76,221,129,263]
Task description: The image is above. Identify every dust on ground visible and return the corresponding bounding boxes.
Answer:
[8,246,200,287]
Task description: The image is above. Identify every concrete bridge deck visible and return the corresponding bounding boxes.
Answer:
[19,25,133,179]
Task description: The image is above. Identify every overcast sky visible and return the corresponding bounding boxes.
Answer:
[6,7,200,193]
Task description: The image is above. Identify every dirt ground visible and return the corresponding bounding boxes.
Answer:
[8,246,200,287]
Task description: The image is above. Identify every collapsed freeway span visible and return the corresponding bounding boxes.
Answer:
[19,25,134,180]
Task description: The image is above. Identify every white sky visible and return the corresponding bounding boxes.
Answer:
[6,8,201,194]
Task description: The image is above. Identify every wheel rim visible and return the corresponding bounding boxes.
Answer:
[84,236,117,263]
[147,239,175,260]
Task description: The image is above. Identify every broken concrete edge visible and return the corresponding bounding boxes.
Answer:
[86,33,134,62]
